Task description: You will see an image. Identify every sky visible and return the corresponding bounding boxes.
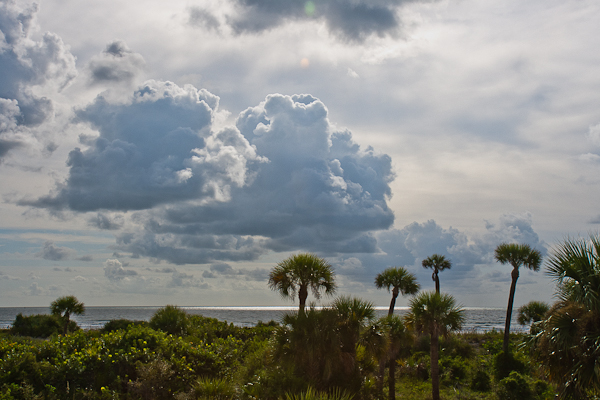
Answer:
[1,0,599,308]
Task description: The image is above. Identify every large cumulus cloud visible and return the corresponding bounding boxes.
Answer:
[113,93,395,263]
[189,0,432,42]
[22,79,265,211]
[0,0,76,159]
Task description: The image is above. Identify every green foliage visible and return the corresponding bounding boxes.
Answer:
[9,313,66,338]
[268,253,336,312]
[284,386,355,400]
[100,319,148,333]
[517,301,549,326]
[0,325,237,398]
[440,357,469,385]
[50,295,85,335]
[189,377,236,399]
[470,369,492,392]
[497,371,533,400]
[150,305,189,336]
[493,351,527,381]
[534,233,600,398]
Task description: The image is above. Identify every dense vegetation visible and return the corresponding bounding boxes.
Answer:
[0,305,554,399]
[2,234,600,399]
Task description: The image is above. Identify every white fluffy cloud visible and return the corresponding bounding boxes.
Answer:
[0,0,76,159]
[103,258,138,282]
[23,79,264,211]
[108,93,395,263]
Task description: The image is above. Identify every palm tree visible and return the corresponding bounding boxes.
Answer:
[375,266,420,316]
[517,300,549,328]
[421,254,451,294]
[268,253,336,313]
[407,291,464,400]
[374,266,419,398]
[495,243,542,353]
[332,296,376,357]
[533,234,600,397]
[275,307,342,389]
[50,295,85,334]
[369,315,413,400]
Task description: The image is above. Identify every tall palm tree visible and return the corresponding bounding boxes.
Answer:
[421,254,451,294]
[50,295,85,334]
[533,234,600,398]
[407,291,464,400]
[374,266,420,316]
[374,266,419,398]
[495,243,542,353]
[268,253,336,313]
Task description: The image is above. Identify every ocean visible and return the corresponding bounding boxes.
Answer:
[0,306,526,332]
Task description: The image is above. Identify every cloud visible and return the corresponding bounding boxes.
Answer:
[168,271,205,288]
[0,0,76,159]
[103,258,138,282]
[36,240,72,261]
[0,271,19,280]
[339,213,547,289]
[87,40,146,86]
[189,0,425,42]
[28,282,43,295]
[146,267,178,273]
[587,123,600,147]
[22,79,264,211]
[88,213,125,230]
[112,93,395,264]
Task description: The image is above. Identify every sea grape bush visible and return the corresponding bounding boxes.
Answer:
[0,325,242,399]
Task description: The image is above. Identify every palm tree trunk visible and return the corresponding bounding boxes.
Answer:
[388,289,398,316]
[388,358,396,400]
[299,285,308,314]
[63,312,70,335]
[434,272,440,294]
[431,327,440,400]
[503,267,519,353]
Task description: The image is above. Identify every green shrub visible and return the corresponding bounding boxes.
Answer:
[9,313,72,338]
[497,371,533,400]
[101,319,148,333]
[493,351,527,380]
[440,335,475,359]
[150,305,189,336]
[470,369,492,392]
[188,377,236,399]
[440,357,469,385]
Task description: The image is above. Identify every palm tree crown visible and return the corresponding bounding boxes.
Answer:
[421,254,451,293]
[534,234,600,397]
[50,295,85,334]
[494,242,542,353]
[374,266,420,316]
[268,253,336,313]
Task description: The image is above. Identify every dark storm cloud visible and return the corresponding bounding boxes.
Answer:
[0,0,76,158]
[21,79,264,211]
[189,0,429,42]
[88,40,145,85]
[36,240,72,261]
[113,93,395,263]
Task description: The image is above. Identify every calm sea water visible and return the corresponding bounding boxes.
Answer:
[0,306,525,332]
